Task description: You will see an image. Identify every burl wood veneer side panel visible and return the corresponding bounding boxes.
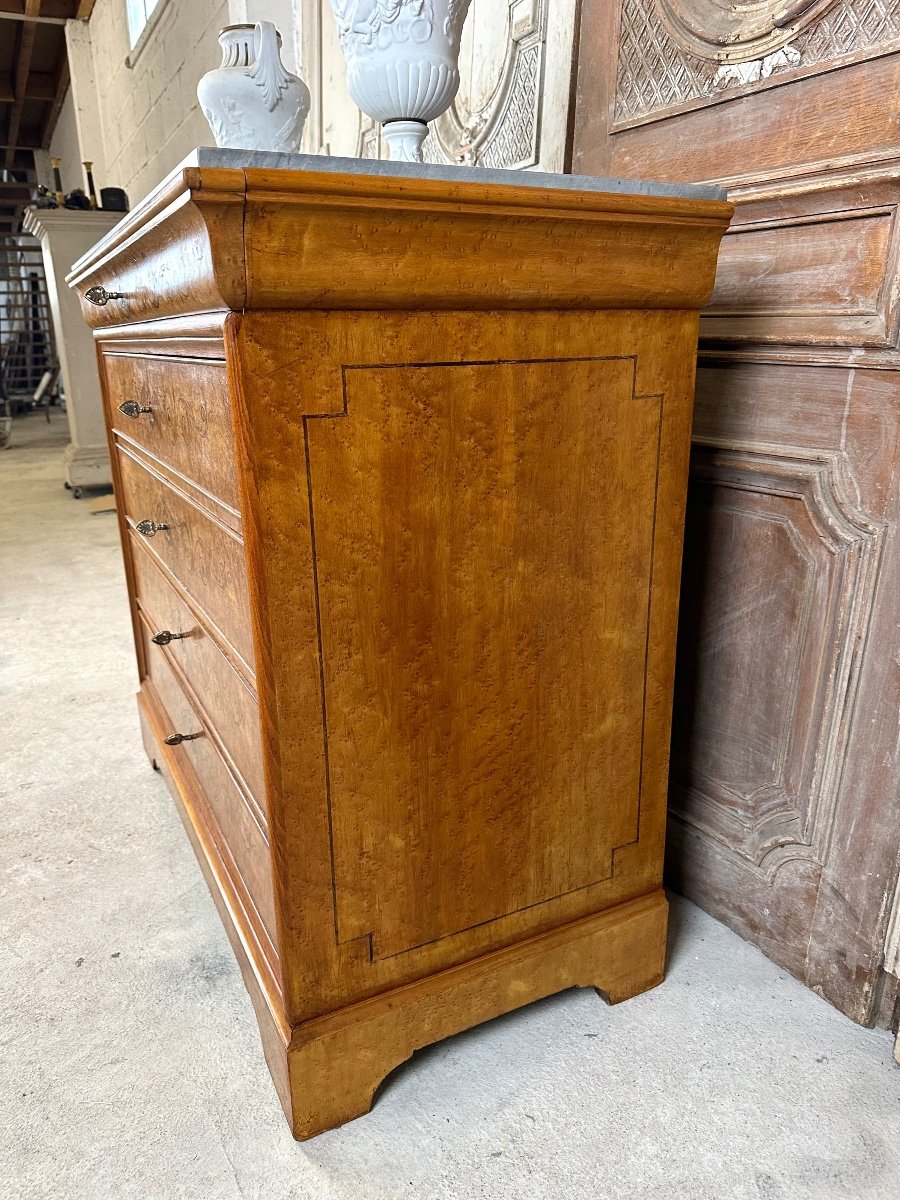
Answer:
[315,357,656,960]
[229,308,700,1027]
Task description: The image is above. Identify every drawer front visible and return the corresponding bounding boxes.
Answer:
[104,353,239,510]
[117,448,255,670]
[146,638,277,943]
[133,548,266,814]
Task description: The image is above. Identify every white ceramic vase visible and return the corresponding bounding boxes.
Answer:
[328,0,472,162]
[197,22,310,154]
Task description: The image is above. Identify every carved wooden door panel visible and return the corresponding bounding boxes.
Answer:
[572,0,900,1025]
[301,0,579,171]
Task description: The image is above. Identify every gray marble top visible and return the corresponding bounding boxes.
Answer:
[186,147,727,202]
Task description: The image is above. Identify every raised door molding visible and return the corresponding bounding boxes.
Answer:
[572,0,900,1028]
[704,205,899,348]
[887,884,900,977]
[670,438,887,879]
[301,0,578,172]
[888,879,900,1057]
[698,157,900,368]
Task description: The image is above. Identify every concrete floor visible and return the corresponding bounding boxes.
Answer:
[1,409,899,1200]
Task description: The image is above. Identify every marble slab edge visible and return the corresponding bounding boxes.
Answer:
[188,146,728,203]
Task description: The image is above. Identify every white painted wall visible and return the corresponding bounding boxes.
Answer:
[57,2,304,208]
[48,86,85,201]
[57,0,244,208]
[84,0,230,206]
[230,0,299,72]
[55,1,574,216]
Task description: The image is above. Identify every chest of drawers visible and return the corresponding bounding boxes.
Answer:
[69,150,730,1139]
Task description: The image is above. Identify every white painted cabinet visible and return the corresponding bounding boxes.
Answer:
[22,208,121,492]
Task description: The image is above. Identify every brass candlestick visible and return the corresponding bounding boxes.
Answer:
[82,160,98,209]
[50,156,64,207]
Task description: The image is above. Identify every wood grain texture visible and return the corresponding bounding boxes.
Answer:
[66,165,247,329]
[67,161,728,319]
[580,48,900,185]
[572,0,900,1026]
[140,651,278,951]
[281,889,668,1140]
[104,353,239,509]
[229,307,705,1031]
[132,548,265,814]
[709,211,889,313]
[137,684,285,1016]
[117,450,255,671]
[76,162,729,1136]
[311,357,660,957]
[670,362,900,1023]
[239,170,725,311]
[699,162,900,351]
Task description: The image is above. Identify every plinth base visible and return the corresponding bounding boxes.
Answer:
[280,889,668,1139]
[63,441,111,490]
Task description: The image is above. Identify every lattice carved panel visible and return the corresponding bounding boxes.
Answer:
[307,0,574,171]
[615,0,900,126]
[422,0,545,169]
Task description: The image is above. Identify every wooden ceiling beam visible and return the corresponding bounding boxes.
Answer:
[0,0,86,18]
[26,71,56,100]
[0,71,56,101]
[4,0,41,171]
[0,6,66,25]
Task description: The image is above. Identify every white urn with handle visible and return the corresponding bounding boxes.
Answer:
[198,21,310,153]
[328,0,473,162]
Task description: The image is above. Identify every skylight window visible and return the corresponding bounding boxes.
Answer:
[125,0,162,49]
